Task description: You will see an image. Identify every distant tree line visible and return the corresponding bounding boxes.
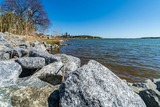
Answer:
[61,32,101,39]
[0,0,50,35]
[69,35,101,39]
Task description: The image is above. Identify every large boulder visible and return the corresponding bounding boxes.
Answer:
[139,89,160,107]
[55,54,81,79]
[33,61,64,85]
[0,61,22,87]
[29,48,60,65]
[2,47,30,59]
[10,85,58,107]
[1,77,59,107]
[55,54,81,67]
[11,47,29,58]
[16,57,45,69]
[15,57,45,78]
[59,60,146,107]
[130,79,157,93]
[62,61,78,80]
[33,41,47,52]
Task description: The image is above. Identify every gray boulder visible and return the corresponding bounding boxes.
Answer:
[4,77,59,107]
[29,48,60,65]
[16,57,45,69]
[145,79,157,89]
[11,47,29,58]
[130,79,157,93]
[0,61,22,87]
[8,47,29,58]
[33,61,64,85]
[55,54,81,79]
[2,76,59,107]
[139,89,160,107]
[62,61,78,80]
[10,85,58,107]
[59,60,146,107]
[33,41,47,51]
[55,54,81,67]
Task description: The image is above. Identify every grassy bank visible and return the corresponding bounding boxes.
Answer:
[3,33,62,46]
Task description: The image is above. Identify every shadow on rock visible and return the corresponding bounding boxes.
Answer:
[19,68,37,78]
[48,90,60,107]
[39,74,63,86]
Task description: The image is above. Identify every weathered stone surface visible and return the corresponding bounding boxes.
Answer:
[131,79,157,93]
[62,61,78,80]
[10,85,58,107]
[0,61,22,87]
[0,52,10,60]
[0,44,11,52]
[0,73,59,107]
[17,76,52,88]
[33,41,47,52]
[10,47,29,58]
[132,83,148,89]
[16,57,45,69]
[0,88,12,107]
[29,48,60,65]
[129,86,145,94]
[55,54,81,67]
[55,54,81,79]
[145,79,157,89]
[33,61,64,85]
[59,60,146,107]
[139,89,160,107]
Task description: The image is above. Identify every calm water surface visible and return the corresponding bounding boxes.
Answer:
[58,39,160,82]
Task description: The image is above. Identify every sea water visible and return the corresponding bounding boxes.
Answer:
[59,38,160,82]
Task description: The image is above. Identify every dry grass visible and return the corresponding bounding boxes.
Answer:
[4,33,62,46]
[44,39,60,45]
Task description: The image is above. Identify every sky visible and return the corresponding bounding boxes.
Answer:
[33,0,160,38]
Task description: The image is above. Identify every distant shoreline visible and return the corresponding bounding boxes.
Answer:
[141,37,160,39]
[61,35,102,39]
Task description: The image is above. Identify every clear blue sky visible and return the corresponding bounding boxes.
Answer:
[43,0,160,38]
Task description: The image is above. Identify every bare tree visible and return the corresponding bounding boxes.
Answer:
[2,0,50,34]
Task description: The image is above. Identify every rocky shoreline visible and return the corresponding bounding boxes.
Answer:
[0,33,159,107]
